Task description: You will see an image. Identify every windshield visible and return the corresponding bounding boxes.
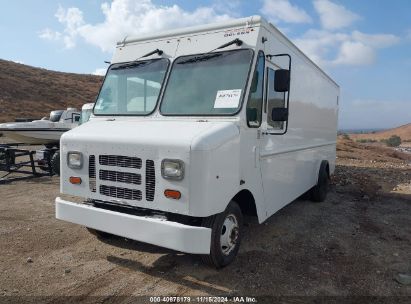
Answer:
[160,49,253,115]
[49,110,63,122]
[94,59,169,116]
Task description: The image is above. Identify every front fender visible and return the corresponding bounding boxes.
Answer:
[189,123,240,216]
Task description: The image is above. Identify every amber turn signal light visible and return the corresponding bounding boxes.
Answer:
[164,189,181,200]
[69,176,82,184]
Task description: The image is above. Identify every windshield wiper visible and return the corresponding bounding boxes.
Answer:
[141,49,163,58]
[178,38,243,63]
[216,38,243,50]
[177,53,222,65]
[111,61,150,70]
[111,49,164,70]
[204,38,243,54]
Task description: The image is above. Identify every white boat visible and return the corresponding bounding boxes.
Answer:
[0,108,80,145]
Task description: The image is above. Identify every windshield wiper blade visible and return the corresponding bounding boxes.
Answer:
[177,53,222,65]
[112,49,164,70]
[111,61,150,70]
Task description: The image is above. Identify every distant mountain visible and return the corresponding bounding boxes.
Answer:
[0,59,103,122]
[348,123,411,141]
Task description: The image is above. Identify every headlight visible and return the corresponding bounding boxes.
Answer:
[161,159,184,180]
[67,151,83,169]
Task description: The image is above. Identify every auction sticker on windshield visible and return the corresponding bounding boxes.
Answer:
[214,89,242,108]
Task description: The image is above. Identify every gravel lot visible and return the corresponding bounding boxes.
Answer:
[0,139,410,303]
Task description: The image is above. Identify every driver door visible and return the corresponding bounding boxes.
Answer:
[259,57,296,216]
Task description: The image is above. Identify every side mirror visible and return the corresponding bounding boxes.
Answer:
[250,70,259,93]
[271,108,288,121]
[274,69,290,92]
[247,108,258,122]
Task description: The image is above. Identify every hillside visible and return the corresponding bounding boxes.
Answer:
[337,136,411,163]
[0,59,103,122]
[348,123,411,141]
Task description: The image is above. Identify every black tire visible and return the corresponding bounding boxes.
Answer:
[51,151,60,176]
[86,228,113,239]
[201,201,243,268]
[310,161,330,202]
[38,165,50,172]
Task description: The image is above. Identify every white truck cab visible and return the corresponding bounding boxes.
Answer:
[56,16,339,268]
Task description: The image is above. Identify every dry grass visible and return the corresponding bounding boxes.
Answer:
[348,123,411,142]
[337,137,411,162]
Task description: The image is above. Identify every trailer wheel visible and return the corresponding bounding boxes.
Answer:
[0,150,15,166]
[201,201,243,268]
[310,161,329,202]
[51,151,60,176]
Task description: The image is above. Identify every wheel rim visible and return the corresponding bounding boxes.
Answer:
[220,214,239,256]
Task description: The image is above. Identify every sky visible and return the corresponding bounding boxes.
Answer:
[1,0,410,130]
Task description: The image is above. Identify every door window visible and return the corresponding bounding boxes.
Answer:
[266,68,286,131]
[246,51,265,127]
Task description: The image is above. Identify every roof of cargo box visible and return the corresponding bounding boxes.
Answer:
[117,15,339,88]
[117,16,261,45]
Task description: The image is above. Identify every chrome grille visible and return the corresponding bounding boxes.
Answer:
[99,169,141,185]
[89,155,96,192]
[100,185,142,201]
[145,160,155,201]
[99,155,142,169]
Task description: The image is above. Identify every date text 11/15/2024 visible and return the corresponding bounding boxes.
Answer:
[149,296,257,303]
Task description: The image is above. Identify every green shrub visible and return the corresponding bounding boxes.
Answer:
[382,135,401,147]
[342,133,350,140]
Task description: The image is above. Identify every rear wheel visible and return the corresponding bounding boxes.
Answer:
[201,201,243,268]
[310,161,330,202]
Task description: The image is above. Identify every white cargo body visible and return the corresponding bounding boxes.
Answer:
[56,16,339,267]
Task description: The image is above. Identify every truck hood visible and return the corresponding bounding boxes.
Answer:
[61,119,239,151]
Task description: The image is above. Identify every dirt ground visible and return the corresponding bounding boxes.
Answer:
[0,138,410,303]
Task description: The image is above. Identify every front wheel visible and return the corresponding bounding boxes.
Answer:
[201,201,243,268]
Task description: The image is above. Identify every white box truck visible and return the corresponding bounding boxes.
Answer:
[56,15,339,268]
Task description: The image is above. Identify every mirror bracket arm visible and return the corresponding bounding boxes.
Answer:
[265,54,292,74]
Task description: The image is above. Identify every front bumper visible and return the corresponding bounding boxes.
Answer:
[55,197,211,254]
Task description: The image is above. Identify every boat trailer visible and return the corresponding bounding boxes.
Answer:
[0,143,54,183]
